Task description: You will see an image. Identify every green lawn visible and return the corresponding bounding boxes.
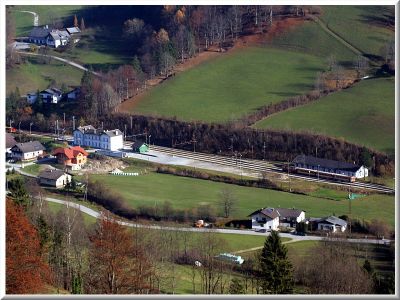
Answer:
[319,6,395,59]
[6,56,83,95]
[254,77,395,155]
[131,47,325,122]
[89,172,394,228]
[21,163,42,176]
[47,201,97,226]
[12,5,86,37]
[270,20,357,63]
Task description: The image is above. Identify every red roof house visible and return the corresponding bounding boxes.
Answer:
[53,146,88,170]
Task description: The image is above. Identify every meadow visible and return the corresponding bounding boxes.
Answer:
[254,77,395,155]
[89,172,395,228]
[319,6,395,59]
[131,47,325,122]
[6,56,83,95]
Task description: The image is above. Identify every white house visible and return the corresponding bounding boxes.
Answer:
[275,208,306,228]
[248,208,280,231]
[40,88,63,104]
[310,216,348,233]
[10,141,45,161]
[39,169,72,188]
[46,30,69,48]
[73,125,124,151]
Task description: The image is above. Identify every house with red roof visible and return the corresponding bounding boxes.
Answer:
[53,146,88,170]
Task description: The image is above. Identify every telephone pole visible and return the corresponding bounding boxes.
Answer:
[72,116,75,131]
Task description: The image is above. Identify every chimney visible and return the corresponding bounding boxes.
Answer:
[115,130,118,135]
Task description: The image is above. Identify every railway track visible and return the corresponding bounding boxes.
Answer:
[147,145,395,194]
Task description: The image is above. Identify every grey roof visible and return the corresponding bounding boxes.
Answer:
[75,125,96,134]
[248,207,279,220]
[275,208,304,218]
[132,140,146,149]
[293,154,361,172]
[103,129,123,137]
[320,216,347,227]
[6,133,17,149]
[40,87,62,96]
[29,26,51,38]
[11,141,45,153]
[39,169,67,180]
[66,27,81,34]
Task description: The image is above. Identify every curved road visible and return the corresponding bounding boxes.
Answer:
[17,51,101,77]
[44,197,390,245]
[19,10,39,26]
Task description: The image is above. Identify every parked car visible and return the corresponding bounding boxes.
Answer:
[255,228,267,233]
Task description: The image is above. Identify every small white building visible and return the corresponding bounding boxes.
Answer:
[73,125,124,151]
[248,208,280,231]
[311,216,348,233]
[10,141,45,161]
[40,88,63,104]
[39,169,72,188]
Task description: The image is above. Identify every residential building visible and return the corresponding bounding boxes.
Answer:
[132,140,149,153]
[66,27,81,43]
[28,25,80,48]
[40,88,63,104]
[38,169,72,188]
[309,216,348,233]
[248,208,280,231]
[66,87,81,101]
[28,26,51,45]
[73,125,124,151]
[26,92,38,104]
[53,146,88,170]
[292,154,368,181]
[275,208,306,228]
[10,141,45,161]
[6,133,17,158]
[47,30,69,48]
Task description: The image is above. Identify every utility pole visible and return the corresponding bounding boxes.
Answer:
[130,115,133,131]
[29,122,33,136]
[317,164,320,181]
[124,124,127,141]
[230,137,234,155]
[263,141,266,160]
[287,159,291,192]
[239,153,243,180]
[63,113,66,127]
[18,122,21,142]
[126,78,129,99]
[148,135,151,148]
[72,116,75,131]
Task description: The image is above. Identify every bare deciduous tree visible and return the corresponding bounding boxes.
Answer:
[218,187,237,218]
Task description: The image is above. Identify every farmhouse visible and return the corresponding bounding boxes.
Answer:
[10,141,45,161]
[39,169,72,188]
[40,88,63,104]
[275,207,306,228]
[28,25,80,48]
[47,30,69,48]
[28,26,51,45]
[292,155,368,180]
[73,125,124,151]
[248,208,280,231]
[132,140,149,153]
[6,133,17,158]
[53,146,88,170]
[309,216,348,233]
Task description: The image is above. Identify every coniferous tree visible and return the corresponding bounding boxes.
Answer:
[259,230,294,294]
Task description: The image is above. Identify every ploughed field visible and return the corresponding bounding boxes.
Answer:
[89,172,395,228]
[254,77,395,156]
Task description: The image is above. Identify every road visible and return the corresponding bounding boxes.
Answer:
[18,10,39,26]
[17,51,101,77]
[43,196,390,245]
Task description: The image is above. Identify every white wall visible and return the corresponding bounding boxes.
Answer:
[12,150,43,160]
[251,213,279,231]
[74,131,123,151]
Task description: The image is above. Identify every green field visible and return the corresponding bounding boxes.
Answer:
[320,6,395,58]
[6,56,83,95]
[270,20,357,63]
[254,77,395,155]
[12,5,86,37]
[131,47,325,122]
[89,172,394,228]
[47,201,97,226]
[21,163,42,176]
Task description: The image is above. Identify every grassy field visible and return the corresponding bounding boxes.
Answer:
[6,56,83,95]
[12,5,86,37]
[270,20,357,64]
[89,172,394,228]
[130,47,325,122]
[319,6,395,59]
[46,201,97,226]
[254,77,395,155]
[21,163,42,176]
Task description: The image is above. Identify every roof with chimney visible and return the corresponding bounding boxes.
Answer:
[53,146,88,159]
[39,169,67,180]
[292,154,361,172]
[248,207,279,220]
[11,141,45,153]
[74,126,122,137]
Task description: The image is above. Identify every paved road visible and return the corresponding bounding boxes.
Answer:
[17,51,101,77]
[19,10,39,26]
[43,197,391,245]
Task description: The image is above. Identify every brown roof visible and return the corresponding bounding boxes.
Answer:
[11,141,45,153]
[53,146,88,159]
[248,208,279,219]
[275,208,304,218]
[6,133,17,148]
[39,169,67,180]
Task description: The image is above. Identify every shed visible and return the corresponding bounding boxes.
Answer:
[132,140,149,153]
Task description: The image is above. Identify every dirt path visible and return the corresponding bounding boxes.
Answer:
[19,10,39,26]
[233,239,302,254]
[117,17,305,113]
